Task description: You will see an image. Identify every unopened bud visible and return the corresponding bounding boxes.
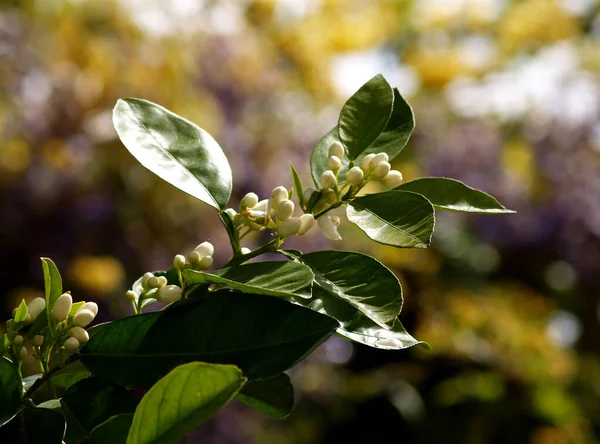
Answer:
[64,337,80,353]
[27,298,46,321]
[303,187,316,204]
[328,155,342,171]
[51,293,72,322]
[79,302,98,317]
[73,309,95,328]
[157,285,183,303]
[197,255,214,270]
[328,141,344,159]
[360,153,376,171]
[278,217,302,237]
[276,199,295,221]
[69,327,90,344]
[188,251,201,264]
[241,247,251,255]
[155,276,167,288]
[13,335,23,346]
[19,346,28,361]
[32,335,44,348]
[173,254,186,270]
[320,170,337,190]
[147,276,160,289]
[125,290,137,302]
[5,320,14,331]
[346,166,364,186]
[141,272,154,288]
[253,199,268,212]
[369,153,389,170]
[194,241,215,258]
[224,208,237,219]
[271,186,288,208]
[297,214,315,235]
[382,170,403,188]
[240,192,259,210]
[373,161,391,178]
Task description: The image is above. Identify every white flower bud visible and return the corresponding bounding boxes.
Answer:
[125,290,137,302]
[19,346,28,361]
[198,255,214,270]
[224,208,237,219]
[68,327,90,344]
[297,214,315,235]
[382,170,403,188]
[51,293,72,322]
[373,161,391,178]
[147,276,160,289]
[79,302,98,317]
[157,276,168,288]
[32,335,44,348]
[13,335,23,346]
[73,309,95,328]
[328,141,344,159]
[271,186,288,208]
[346,166,364,186]
[317,216,342,241]
[64,337,80,353]
[276,199,295,221]
[369,153,389,170]
[240,192,259,210]
[328,155,342,171]
[157,285,182,303]
[360,153,376,171]
[241,247,251,255]
[188,250,201,264]
[253,199,268,212]
[278,217,302,237]
[194,241,215,257]
[27,298,46,321]
[320,170,337,190]
[141,272,154,288]
[303,187,316,204]
[173,254,186,270]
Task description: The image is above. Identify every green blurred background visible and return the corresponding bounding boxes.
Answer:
[1,0,600,442]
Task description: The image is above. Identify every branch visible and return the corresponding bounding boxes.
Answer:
[24,354,80,399]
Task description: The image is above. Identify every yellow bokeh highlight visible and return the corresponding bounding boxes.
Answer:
[68,256,125,295]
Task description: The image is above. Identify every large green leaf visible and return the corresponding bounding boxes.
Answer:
[81,293,338,387]
[298,251,402,329]
[41,257,62,311]
[61,377,137,443]
[183,261,314,299]
[235,373,294,419]
[113,98,232,210]
[127,362,246,444]
[0,407,66,444]
[26,309,48,339]
[337,314,429,350]
[80,414,133,444]
[338,74,394,160]
[395,177,515,213]
[347,191,435,248]
[0,357,21,423]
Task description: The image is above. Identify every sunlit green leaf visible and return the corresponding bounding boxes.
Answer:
[337,314,429,350]
[41,257,63,311]
[80,414,133,444]
[14,300,28,323]
[0,357,21,424]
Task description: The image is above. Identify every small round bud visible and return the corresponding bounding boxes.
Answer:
[360,153,376,171]
[328,155,342,171]
[241,247,251,255]
[156,276,168,288]
[303,187,316,204]
[328,141,344,159]
[19,346,28,361]
[64,337,80,353]
[157,285,183,303]
[224,208,237,219]
[188,250,201,264]
[79,302,98,317]
[73,309,95,328]
[173,254,186,270]
[382,170,403,188]
[147,276,160,289]
[32,335,44,348]
[197,255,214,270]
[125,290,137,302]
[297,214,315,235]
[320,170,337,190]
[68,327,90,344]
[13,335,23,346]
[369,153,389,170]
[253,199,268,212]
[278,217,302,237]
[5,320,14,331]
[27,298,46,321]
[346,166,364,186]
[271,186,288,208]
[240,192,259,210]
[373,161,391,178]
[141,272,154,288]
[51,293,72,322]
[194,241,215,258]
[276,199,295,221]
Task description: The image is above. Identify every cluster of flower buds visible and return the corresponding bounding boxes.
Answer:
[4,297,48,361]
[51,293,98,352]
[319,141,344,193]
[187,241,214,271]
[134,270,183,305]
[354,152,403,188]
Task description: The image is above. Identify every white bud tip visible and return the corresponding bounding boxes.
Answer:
[125,290,138,302]
[373,161,391,178]
[32,335,44,348]
[157,285,183,303]
[194,241,215,258]
[382,170,403,188]
[80,302,99,317]
[278,217,302,237]
[27,298,46,321]
[320,170,337,190]
[141,272,154,288]
[188,250,201,264]
[297,214,315,235]
[369,152,389,171]
[69,326,90,344]
[276,199,295,221]
[73,309,95,328]
[147,276,160,289]
[253,199,268,212]
[14,335,24,346]
[240,192,259,210]
[361,153,376,171]
[64,337,80,353]
[327,155,342,171]
[271,186,288,207]
[156,276,168,288]
[51,293,72,322]
[303,188,316,204]
[328,141,344,159]
[346,166,364,186]
[224,208,237,219]
[173,254,186,270]
[197,255,214,270]
[19,346,28,361]
[241,247,252,255]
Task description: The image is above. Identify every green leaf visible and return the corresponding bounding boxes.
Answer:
[26,309,48,339]
[61,377,137,443]
[0,335,6,357]
[14,300,28,323]
[41,257,63,311]
[37,399,62,410]
[0,357,21,423]
[236,373,294,419]
[0,408,66,444]
[183,261,314,299]
[52,371,92,389]
[127,362,246,444]
[298,251,402,329]
[113,98,232,210]
[395,177,515,213]
[347,191,435,248]
[338,74,394,160]
[81,293,338,387]
[80,414,133,444]
[69,301,85,317]
[22,374,42,392]
[289,163,305,210]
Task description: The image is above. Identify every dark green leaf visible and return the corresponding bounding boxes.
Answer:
[80,414,133,444]
[347,191,435,248]
[0,407,66,444]
[14,300,28,324]
[395,177,515,213]
[290,162,305,210]
[127,362,246,444]
[41,257,63,311]
[0,357,21,424]
[299,251,402,329]
[113,98,232,210]
[81,293,338,386]
[61,376,136,443]
[236,373,294,419]
[26,309,48,339]
[22,374,42,392]
[183,261,314,299]
[310,127,351,187]
[37,399,62,410]
[52,371,91,389]
[338,74,394,160]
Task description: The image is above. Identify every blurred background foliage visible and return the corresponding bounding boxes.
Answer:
[1,0,600,442]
